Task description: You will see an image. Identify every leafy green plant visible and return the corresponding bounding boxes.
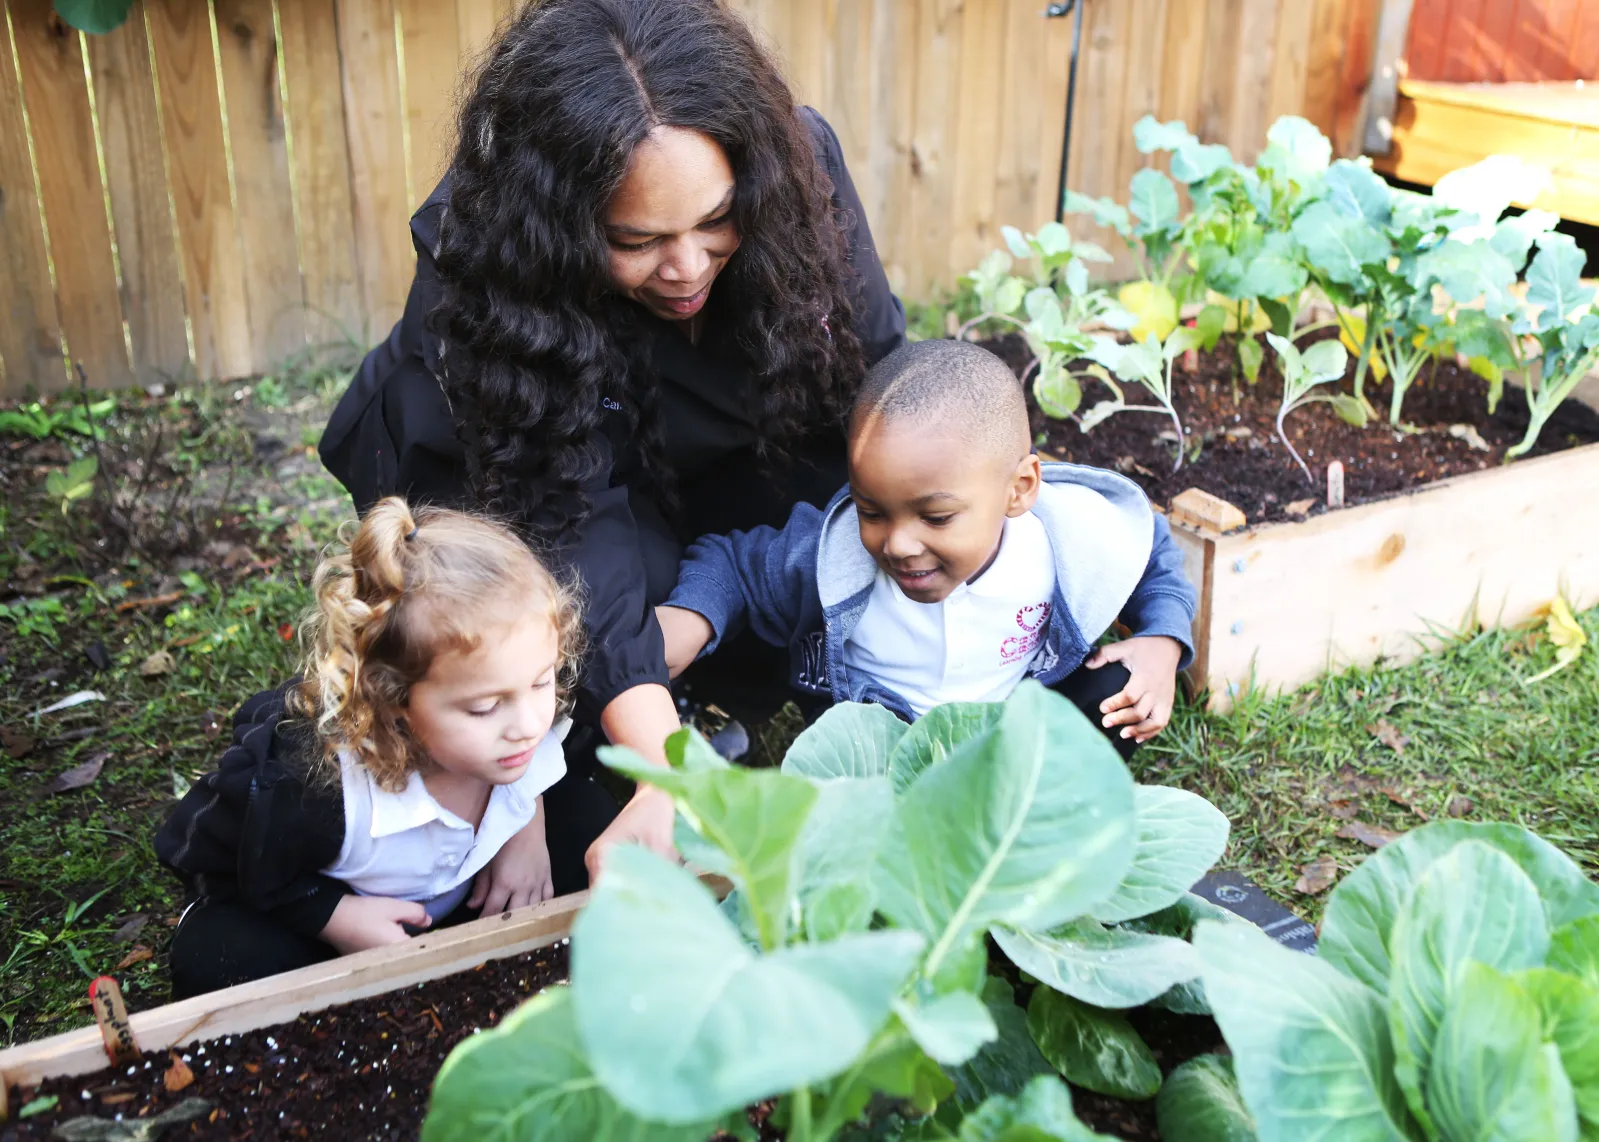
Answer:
[1079,329,1199,470]
[965,227,1136,424]
[44,455,98,515]
[1504,236,1599,458]
[1193,821,1599,1140]
[424,682,1234,1141]
[1265,332,1355,483]
[0,397,114,441]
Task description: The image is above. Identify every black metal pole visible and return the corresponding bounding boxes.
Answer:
[1051,0,1087,223]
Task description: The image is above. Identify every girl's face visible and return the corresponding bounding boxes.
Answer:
[404,608,560,786]
[604,126,741,322]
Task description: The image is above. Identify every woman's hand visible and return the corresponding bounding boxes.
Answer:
[470,798,554,914]
[655,605,714,679]
[319,894,430,955]
[585,683,682,882]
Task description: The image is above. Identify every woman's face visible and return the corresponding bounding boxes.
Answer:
[604,126,740,322]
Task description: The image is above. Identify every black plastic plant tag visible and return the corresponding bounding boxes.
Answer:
[1192,870,1318,953]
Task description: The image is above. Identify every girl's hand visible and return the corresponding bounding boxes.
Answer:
[470,801,555,914]
[1086,635,1182,744]
[319,894,430,955]
[655,606,714,679]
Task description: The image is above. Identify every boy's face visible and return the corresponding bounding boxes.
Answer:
[848,413,1041,604]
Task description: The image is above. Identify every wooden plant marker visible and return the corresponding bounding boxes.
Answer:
[1327,460,1345,508]
[1169,488,1247,535]
[89,976,140,1067]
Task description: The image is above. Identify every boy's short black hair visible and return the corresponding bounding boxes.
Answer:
[850,339,1030,461]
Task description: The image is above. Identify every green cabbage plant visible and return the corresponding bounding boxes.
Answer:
[1191,821,1599,1141]
[422,681,1235,1142]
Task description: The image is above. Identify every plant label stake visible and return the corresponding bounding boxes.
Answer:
[1326,460,1345,508]
[90,976,141,1066]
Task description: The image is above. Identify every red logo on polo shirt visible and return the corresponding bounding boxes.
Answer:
[1001,602,1051,663]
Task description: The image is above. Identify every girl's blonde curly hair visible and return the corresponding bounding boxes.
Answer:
[288,497,583,792]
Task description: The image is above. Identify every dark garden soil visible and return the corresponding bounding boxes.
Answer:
[5,929,1218,1142]
[4,942,570,1142]
[980,333,1599,526]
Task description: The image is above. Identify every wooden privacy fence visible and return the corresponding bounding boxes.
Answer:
[0,0,1379,397]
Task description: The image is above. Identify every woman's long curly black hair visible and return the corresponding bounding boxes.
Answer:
[432,0,866,534]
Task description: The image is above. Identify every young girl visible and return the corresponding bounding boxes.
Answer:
[156,498,607,998]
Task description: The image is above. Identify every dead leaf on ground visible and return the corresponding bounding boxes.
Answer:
[1448,423,1492,451]
[1380,786,1428,820]
[1295,855,1339,895]
[219,545,256,570]
[1284,498,1316,517]
[1446,795,1475,818]
[112,915,149,943]
[163,1053,195,1093]
[115,946,153,971]
[139,650,176,677]
[1367,720,1409,754]
[1337,820,1403,848]
[1326,798,1360,820]
[98,1091,136,1105]
[1,727,35,758]
[277,622,294,643]
[44,751,109,794]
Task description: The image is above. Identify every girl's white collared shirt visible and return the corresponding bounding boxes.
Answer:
[322,727,566,920]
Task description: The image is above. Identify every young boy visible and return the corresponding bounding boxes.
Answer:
[654,339,1197,753]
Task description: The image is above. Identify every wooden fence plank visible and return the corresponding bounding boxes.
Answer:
[398,0,461,204]
[0,0,64,392]
[1403,0,1450,79]
[1227,0,1281,159]
[454,0,502,71]
[994,0,1070,233]
[337,0,412,338]
[10,0,131,389]
[1267,0,1314,124]
[947,0,1007,280]
[901,0,962,296]
[1333,0,1382,156]
[276,0,362,346]
[1065,0,1136,278]
[869,0,918,297]
[1303,0,1350,141]
[1116,0,1169,194]
[216,0,306,366]
[146,0,254,380]
[86,4,190,387]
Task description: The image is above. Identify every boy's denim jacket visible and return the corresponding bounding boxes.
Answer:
[665,462,1198,721]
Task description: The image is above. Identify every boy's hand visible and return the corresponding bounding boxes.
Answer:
[470,802,555,914]
[655,605,714,679]
[1086,635,1182,744]
[319,894,430,955]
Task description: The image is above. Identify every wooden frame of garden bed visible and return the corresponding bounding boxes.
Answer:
[1169,441,1599,710]
[0,891,590,1090]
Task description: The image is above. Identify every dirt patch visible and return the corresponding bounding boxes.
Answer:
[980,333,1599,526]
[5,942,570,1140]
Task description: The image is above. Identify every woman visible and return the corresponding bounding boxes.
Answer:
[321,0,905,890]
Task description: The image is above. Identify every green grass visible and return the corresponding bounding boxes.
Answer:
[1139,608,1599,922]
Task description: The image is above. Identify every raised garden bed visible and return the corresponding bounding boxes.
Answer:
[0,874,1311,1141]
[987,332,1599,708]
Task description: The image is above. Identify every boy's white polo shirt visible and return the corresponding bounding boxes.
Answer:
[841,511,1057,718]
[322,727,566,920]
